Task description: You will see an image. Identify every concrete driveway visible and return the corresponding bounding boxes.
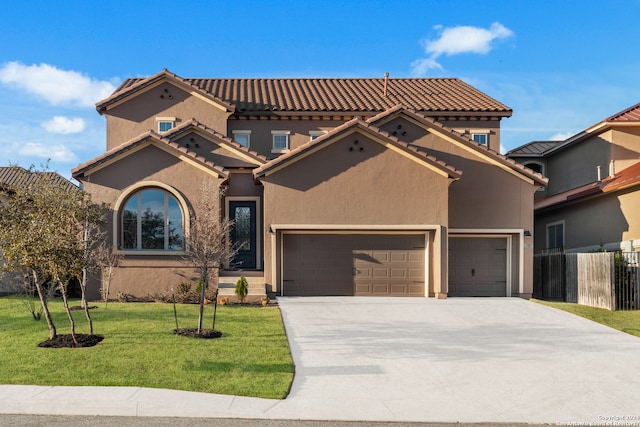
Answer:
[271,297,640,424]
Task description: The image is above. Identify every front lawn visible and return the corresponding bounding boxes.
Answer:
[0,296,294,399]
[533,299,640,338]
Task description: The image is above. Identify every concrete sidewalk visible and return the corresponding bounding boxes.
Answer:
[2,298,640,425]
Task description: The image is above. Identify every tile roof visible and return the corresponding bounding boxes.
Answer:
[535,161,640,210]
[0,166,77,192]
[605,102,640,122]
[104,69,512,116]
[254,117,463,179]
[72,127,229,179]
[507,140,563,156]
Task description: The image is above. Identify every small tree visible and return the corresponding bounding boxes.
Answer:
[94,242,123,309]
[0,166,106,343]
[235,276,248,304]
[182,182,239,334]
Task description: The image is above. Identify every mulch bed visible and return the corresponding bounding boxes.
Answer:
[174,329,222,339]
[38,334,104,348]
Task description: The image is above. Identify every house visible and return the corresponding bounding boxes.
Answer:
[72,69,546,300]
[507,102,640,253]
[0,166,77,294]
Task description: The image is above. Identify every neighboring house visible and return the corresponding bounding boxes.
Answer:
[72,69,546,300]
[0,166,77,294]
[507,102,640,253]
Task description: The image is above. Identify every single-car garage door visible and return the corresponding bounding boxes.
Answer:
[449,237,508,297]
[283,234,425,296]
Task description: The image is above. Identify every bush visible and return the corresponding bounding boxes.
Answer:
[235,276,248,304]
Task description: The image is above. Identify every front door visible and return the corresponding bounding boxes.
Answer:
[229,201,257,269]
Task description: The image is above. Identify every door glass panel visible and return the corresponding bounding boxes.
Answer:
[235,207,251,251]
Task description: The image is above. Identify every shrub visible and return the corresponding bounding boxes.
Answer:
[236,276,248,304]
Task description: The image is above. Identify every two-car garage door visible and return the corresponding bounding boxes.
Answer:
[282,234,425,296]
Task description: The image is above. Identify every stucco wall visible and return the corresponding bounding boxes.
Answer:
[535,188,640,252]
[259,131,452,294]
[104,81,231,150]
[80,144,226,299]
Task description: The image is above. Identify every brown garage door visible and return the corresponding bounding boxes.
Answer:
[448,237,507,297]
[283,234,425,296]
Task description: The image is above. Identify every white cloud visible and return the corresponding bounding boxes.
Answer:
[0,62,117,107]
[18,142,77,163]
[411,22,514,76]
[41,116,86,134]
[549,132,575,141]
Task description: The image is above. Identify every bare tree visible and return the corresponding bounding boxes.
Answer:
[182,182,239,334]
[93,242,123,309]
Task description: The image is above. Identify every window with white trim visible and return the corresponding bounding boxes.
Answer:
[472,133,488,146]
[156,117,176,133]
[121,188,184,251]
[271,130,290,153]
[232,130,251,148]
[309,130,326,141]
[546,221,564,250]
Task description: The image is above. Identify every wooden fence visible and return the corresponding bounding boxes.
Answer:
[534,251,640,311]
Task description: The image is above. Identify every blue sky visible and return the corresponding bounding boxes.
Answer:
[1,0,639,179]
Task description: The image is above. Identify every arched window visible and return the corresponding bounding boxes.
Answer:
[121,188,184,250]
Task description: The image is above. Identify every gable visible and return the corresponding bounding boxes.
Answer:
[260,131,452,225]
[255,119,461,180]
[369,110,547,187]
[72,133,227,181]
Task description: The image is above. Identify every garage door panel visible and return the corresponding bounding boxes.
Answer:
[283,234,425,297]
[449,237,508,297]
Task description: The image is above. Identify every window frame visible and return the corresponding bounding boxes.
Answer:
[271,130,291,153]
[546,220,565,250]
[232,130,251,148]
[113,182,189,255]
[156,116,176,133]
[472,133,489,146]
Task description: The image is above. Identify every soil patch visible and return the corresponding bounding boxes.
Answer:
[38,334,104,348]
[174,329,222,339]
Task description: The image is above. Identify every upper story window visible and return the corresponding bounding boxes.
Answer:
[232,130,251,148]
[546,221,564,250]
[272,130,291,153]
[309,130,326,141]
[472,133,488,146]
[121,188,184,251]
[156,117,176,133]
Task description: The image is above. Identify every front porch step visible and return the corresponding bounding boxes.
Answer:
[216,275,266,303]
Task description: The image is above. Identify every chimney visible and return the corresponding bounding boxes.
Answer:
[609,160,616,178]
[383,72,389,97]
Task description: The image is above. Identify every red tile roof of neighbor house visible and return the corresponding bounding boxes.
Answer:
[605,102,640,122]
[535,161,640,210]
[0,166,76,192]
[100,69,512,116]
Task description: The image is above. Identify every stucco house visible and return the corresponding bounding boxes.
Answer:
[507,102,640,253]
[72,69,546,300]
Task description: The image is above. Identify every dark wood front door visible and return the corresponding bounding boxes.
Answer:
[229,201,257,269]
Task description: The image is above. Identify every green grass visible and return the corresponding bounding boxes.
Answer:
[533,299,640,338]
[0,296,294,399]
